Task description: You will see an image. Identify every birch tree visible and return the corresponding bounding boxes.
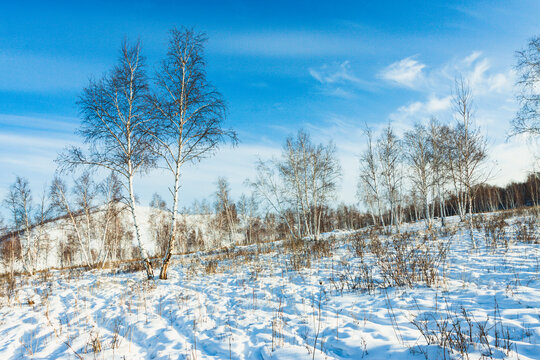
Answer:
[252,130,341,241]
[513,35,540,137]
[51,172,122,268]
[404,123,434,229]
[250,159,299,240]
[214,177,237,243]
[357,126,385,227]
[150,28,237,280]
[237,193,258,244]
[58,40,156,279]
[279,130,341,240]
[3,177,38,274]
[447,77,489,243]
[50,175,93,267]
[378,124,403,230]
[429,118,449,227]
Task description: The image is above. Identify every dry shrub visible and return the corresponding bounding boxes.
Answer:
[412,304,515,359]
[514,217,538,244]
[349,228,379,258]
[114,260,146,274]
[472,214,486,231]
[0,275,16,299]
[281,236,334,271]
[282,237,311,271]
[86,331,102,354]
[484,214,508,248]
[334,229,449,293]
[283,237,306,254]
[204,259,218,274]
[370,232,449,288]
[330,260,375,294]
[286,251,311,271]
[310,238,333,259]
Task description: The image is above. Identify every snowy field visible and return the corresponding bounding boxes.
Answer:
[0,213,539,359]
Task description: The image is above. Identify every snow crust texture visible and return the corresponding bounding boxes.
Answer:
[0,214,538,359]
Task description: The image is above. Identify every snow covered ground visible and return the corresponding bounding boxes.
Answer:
[0,212,538,359]
[1,206,236,273]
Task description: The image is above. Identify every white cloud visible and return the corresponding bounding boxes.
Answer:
[463,51,482,65]
[383,51,533,187]
[380,57,426,88]
[0,115,81,217]
[425,95,452,113]
[322,87,357,99]
[382,51,515,97]
[490,139,538,186]
[0,114,78,133]
[0,133,74,150]
[389,95,452,126]
[438,53,515,96]
[309,61,360,84]
[387,52,516,127]
[308,61,375,98]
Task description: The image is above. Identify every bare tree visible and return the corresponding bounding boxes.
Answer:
[429,118,450,227]
[251,159,299,240]
[237,193,259,244]
[148,193,170,257]
[378,124,403,230]
[0,211,18,281]
[357,125,385,227]
[252,130,341,241]
[95,172,124,267]
[404,123,434,229]
[51,172,124,268]
[0,216,5,240]
[50,175,92,267]
[0,236,19,283]
[57,40,156,279]
[448,77,489,242]
[3,177,38,274]
[149,28,237,279]
[214,177,238,244]
[513,35,540,137]
[280,130,341,240]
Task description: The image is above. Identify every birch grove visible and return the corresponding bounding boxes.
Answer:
[252,130,341,241]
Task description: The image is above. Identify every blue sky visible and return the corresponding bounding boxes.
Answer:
[1,0,539,212]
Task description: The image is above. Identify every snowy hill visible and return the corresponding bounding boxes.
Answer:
[0,205,239,274]
[0,209,538,359]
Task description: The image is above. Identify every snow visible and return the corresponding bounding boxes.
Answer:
[2,205,231,273]
[0,212,539,359]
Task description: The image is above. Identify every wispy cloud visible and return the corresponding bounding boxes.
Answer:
[0,114,80,206]
[0,51,102,92]
[463,51,482,65]
[308,61,376,98]
[309,61,361,84]
[387,52,516,129]
[210,31,371,57]
[382,51,533,186]
[390,95,452,123]
[380,57,426,89]
[0,113,78,134]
